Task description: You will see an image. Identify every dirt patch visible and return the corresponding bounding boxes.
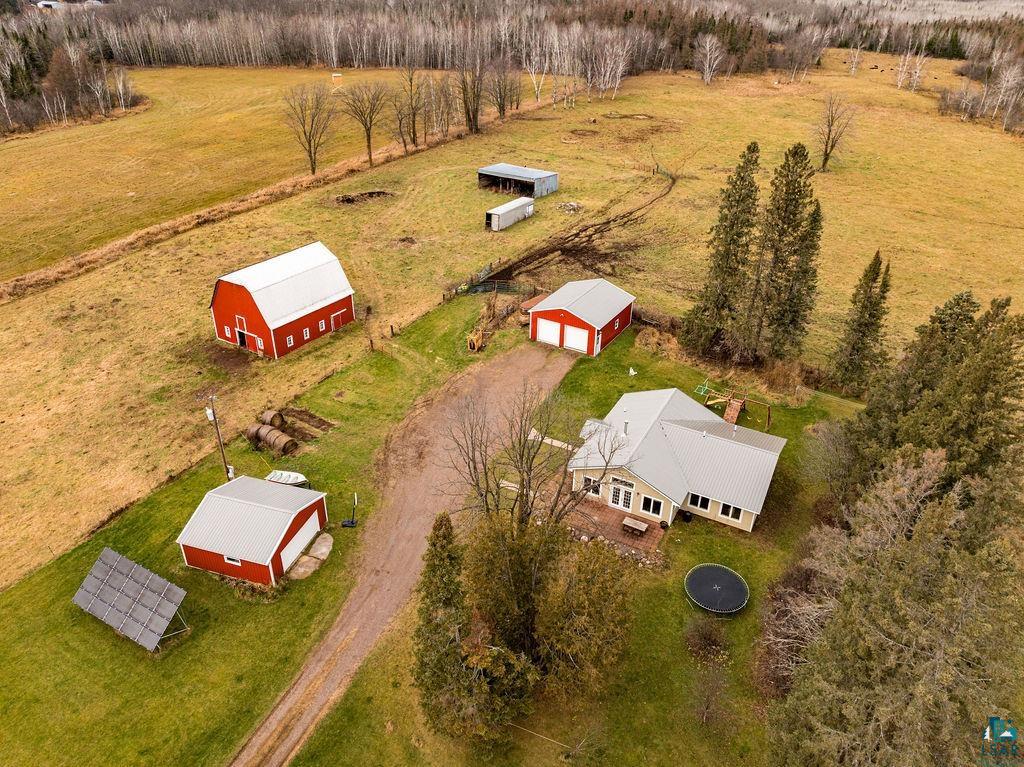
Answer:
[604,111,654,120]
[282,406,335,432]
[396,236,417,245]
[205,343,254,375]
[229,345,575,767]
[332,190,394,205]
[570,128,599,136]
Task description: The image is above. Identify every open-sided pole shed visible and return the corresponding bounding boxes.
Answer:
[478,163,559,198]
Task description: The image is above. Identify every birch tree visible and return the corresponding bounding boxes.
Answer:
[694,33,725,85]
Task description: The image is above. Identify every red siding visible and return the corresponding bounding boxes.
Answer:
[210,281,274,357]
[596,302,633,353]
[271,294,355,358]
[181,544,272,585]
[269,498,328,580]
[211,282,355,360]
[529,301,633,356]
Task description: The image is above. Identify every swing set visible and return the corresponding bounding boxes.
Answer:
[694,378,773,430]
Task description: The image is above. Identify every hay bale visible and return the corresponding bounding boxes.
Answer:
[259,409,284,428]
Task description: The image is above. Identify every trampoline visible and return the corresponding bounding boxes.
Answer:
[684,563,749,615]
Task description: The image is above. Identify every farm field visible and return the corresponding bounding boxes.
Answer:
[0,67,405,280]
[0,296,523,767]
[3,49,1024,589]
[292,329,859,767]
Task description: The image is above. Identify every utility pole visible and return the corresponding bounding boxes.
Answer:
[205,395,231,481]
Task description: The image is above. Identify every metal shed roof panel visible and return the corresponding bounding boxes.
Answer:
[219,242,354,329]
[479,163,557,181]
[488,196,535,215]
[176,476,325,564]
[528,278,636,328]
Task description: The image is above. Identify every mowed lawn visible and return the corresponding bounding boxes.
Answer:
[4,49,1023,589]
[0,67,404,279]
[0,296,522,767]
[293,329,860,767]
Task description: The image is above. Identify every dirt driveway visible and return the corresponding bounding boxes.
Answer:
[229,344,575,767]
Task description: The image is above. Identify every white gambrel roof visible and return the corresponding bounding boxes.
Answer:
[176,476,325,564]
[569,389,786,515]
[528,279,635,329]
[217,242,354,329]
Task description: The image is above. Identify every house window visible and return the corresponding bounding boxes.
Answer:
[720,504,742,521]
[224,555,241,566]
[286,335,294,348]
[256,337,264,350]
[303,328,311,340]
[609,477,634,510]
[614,318,620,330]
[689,493,710,511]
[223,325,232,339]
[641,496,663,517]
[319,319,326,332]
[582,476,601,495]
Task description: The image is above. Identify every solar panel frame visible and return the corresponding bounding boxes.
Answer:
[72,547,187,652]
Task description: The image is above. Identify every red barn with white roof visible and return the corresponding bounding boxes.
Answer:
[528,278,635,356]
[176,476,328,586]
[210,241,355,359]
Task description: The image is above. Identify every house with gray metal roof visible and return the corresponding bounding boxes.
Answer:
[528,278,635,356]
[176,476,327,585]
[478,163,559,197]
[568,388,786,532]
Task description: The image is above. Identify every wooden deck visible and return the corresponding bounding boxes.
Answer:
[570,498,665,555]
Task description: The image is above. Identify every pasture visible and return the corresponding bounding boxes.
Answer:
[0,67,404,280]
[3,49,1023,589]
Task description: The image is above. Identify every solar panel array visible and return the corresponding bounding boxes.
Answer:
[72,547,186,652]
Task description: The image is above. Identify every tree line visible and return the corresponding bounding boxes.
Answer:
[0,12,139,136]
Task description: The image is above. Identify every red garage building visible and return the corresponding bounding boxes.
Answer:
[176,476,328,586]
[210,241,355,359]
[528,278,635,356]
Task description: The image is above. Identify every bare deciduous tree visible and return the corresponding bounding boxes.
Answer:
[848,40,863,76]
[694,33,725,85]
[455,30,487,133]
[816,93,855,172]
[283,82,338,175]
[909,50,928,91]
[338,81,389,167]
[485,57,520,120]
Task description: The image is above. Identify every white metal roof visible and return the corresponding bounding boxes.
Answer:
[216,242,354,329]
[176,476,325,564]
[488,197,535,215]
[479,163,557,181]
[569,388,786,515]
[529,278,635,329]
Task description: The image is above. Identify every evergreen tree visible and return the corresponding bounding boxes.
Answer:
[829,251,891,394]
[774,482,1023,767]
[738,143,819,362]
[413,513,471,736]
[766,198,822,359]
[683,141,760,356]
[413,513,537,749]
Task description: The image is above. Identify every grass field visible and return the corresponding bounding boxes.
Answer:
[4,49,1023,589]
[292,329,860,767]
[0,67,404,279]
[0,296,525,767]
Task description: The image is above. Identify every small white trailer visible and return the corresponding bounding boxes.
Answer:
[485,197,535,231]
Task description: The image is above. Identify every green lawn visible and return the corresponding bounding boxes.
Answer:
[0,296,518,767]
[293,329,859,767]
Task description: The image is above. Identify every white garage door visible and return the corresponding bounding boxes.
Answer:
[563,325,590,353]
[280,511,321,572]
[536,318,561,346]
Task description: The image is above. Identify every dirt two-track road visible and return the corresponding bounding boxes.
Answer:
[230,344,575,767]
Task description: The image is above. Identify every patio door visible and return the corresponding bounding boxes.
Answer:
[609,477,634,511]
